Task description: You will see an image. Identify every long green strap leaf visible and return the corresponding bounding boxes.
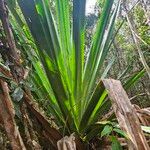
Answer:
[73,0,86,98]
[72,0,86,121]
[83,0,120,110]
[18,0,75,131]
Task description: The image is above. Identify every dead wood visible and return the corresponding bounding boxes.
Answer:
[20,103,42,150]
[0,62,63,149]
[103,79,149,150]
[0,63,12,79]
[0,79,26,150]
[0,0,24,82]
[23,92,62,148]
[57,134,76,150]
[0,0,18,60]
[134,105,150,126]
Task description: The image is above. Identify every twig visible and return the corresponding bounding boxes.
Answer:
[130,93,147,101]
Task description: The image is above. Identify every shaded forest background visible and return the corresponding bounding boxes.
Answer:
[86,0,150,107]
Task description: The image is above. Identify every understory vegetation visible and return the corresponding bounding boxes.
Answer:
[0,0,149,149]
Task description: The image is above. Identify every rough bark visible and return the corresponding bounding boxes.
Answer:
[0,62,63,149]
[20,103,42,150]
[57,134,76,150]
[0,0,24,82]
[23,93,62,148]
[0,79,26,150]
[103,79,149,150]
